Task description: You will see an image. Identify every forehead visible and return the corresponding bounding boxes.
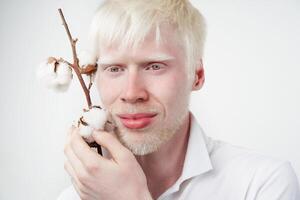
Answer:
[98,25,184,63]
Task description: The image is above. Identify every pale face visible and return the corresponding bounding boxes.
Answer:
[95,27,192,155]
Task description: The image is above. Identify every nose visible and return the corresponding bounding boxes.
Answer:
[120,71,149,103]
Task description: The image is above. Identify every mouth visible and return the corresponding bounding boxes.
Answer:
[117,113,157,129]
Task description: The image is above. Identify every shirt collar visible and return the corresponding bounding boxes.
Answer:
[181,112,213,179]
[159,112,213,198]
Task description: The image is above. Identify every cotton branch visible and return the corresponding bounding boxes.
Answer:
[58,8,102,155]
[58,8,94,109]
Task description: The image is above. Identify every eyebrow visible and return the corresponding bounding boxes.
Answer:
[146,54,175,61]
[97,56,119,66]
[97,53,175,66]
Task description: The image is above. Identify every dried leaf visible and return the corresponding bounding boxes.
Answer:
[79,116,89,126]
[47,57,57,64]
[80,64,97,75]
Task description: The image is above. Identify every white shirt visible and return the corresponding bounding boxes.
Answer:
[57,114,300,200]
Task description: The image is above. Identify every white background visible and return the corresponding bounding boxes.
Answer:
[0,0,299,199]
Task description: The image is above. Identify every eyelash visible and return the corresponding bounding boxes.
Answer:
[105,66,124,73]
[145,63,164,71]
[104,63,165,73]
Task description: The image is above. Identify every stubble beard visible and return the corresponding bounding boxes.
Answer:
[108,97,190,156]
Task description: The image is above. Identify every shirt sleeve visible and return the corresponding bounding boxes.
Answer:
[256,161,300,200]
[56,185,80,200]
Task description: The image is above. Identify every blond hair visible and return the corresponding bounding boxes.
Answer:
[89,0,206,78]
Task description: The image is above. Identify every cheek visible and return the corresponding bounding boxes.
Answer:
[96,74,123,107]
[147,72,190,112]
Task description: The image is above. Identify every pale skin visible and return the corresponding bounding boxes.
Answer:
[64,25,205,200]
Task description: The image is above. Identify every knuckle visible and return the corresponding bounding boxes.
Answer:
[67,126,75,139]
[77,173,89,184]
[63,141,72,154]
[104,131,116,141]
[99,131,109,141]
[65,136,76,150]
[86,163,99,174]
[121,148,134,160]
[77,184,88,194]
[77,189,89,200]
[72,180,89,199]
[68,136,76,149]
[123,153,137,168]
[80,194,89,200]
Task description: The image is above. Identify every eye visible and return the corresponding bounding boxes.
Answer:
[145,63,164,71]
[105,66,124,73]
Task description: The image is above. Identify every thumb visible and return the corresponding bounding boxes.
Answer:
[92,130,132,162]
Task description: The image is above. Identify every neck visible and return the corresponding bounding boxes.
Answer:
[135,113,191,199]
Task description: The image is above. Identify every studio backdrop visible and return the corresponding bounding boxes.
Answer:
[0,0,299,199]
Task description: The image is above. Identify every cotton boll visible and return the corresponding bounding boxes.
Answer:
[76,106,107,138]
[78,123,94,138]
[36,61,57,87]
[55,74,73,86]
[36,57,57,78]
[56,62,73,85]
[36,58,73,92]
[36,62,50,80]
[82,107,107,130]
[51,82,71,92]
[57,62,72,75]
[78,50,97,67]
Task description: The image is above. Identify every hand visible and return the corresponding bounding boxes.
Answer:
[64,126,153,200]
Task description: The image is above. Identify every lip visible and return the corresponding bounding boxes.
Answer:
[118,113,157,129]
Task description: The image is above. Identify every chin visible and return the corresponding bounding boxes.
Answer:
[115,125,178,156]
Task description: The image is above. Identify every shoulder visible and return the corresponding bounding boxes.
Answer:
[208,139,286,171]
[207,138,300,199]
[56,185,80,200]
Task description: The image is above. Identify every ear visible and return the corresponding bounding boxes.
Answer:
[192,59,205,91]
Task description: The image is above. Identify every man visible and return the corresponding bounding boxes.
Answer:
[58,0,300,199]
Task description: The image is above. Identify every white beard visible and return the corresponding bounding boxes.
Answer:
[114,110,188,155]
[109,95,190,155]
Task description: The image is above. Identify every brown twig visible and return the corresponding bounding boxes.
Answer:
[58,57,73,67]
[58,8,93,109]
[58,8,102,155]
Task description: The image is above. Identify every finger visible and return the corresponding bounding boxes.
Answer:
[66,125,76,144]
[70,128,109,169]
[64,136,90,181]
[92,130,132,162]
[71,177,98,200]
[65,160,99,200]
[64,160,91,194]
[64,159,75,178]
[71,177,91,200]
